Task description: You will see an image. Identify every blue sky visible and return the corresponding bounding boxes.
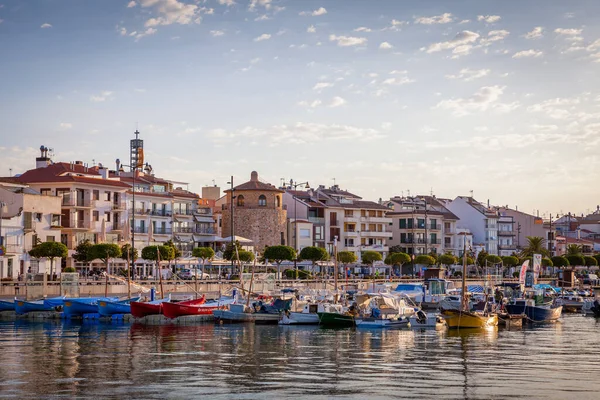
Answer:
[1,0,600,217]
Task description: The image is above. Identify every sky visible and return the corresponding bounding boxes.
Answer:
[1,0,599,218]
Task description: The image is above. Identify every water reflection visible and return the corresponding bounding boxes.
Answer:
[0,316,598,399]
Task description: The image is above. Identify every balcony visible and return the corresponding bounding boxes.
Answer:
[444,228,456,234]
[360,216,389,223]
[174,209,193,216]
[400,238,442,245]
[62,196,93,208]
[153,227,173,235]
[308,217,325,224]
[345,231,358,237]
[133,226,148,234]
[111,222,124,231]
[63,220,90,230]
[150,209,172,217]
[111,202,126,211]
[194,227,215,235]
[498,230,516,236]
[4,244,22,254]
[498,245,517,251]
[343,215,360,223]
[360,230,393,238]
[173,227,194,234]
[429,224,442,230]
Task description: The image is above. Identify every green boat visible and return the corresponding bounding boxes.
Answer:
[317,312,355,328]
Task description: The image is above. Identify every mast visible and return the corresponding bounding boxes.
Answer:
[127,246,131,299]
[156,246,164,299]
[461,234,467,312]
[334,236,339,303]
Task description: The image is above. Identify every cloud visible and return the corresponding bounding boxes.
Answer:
[480,30,510,45]
[127,1,137,7]
[379,42,393,50]
[477,15,501,23]
[423,30,480,54]
[298,99,322,109]
[118,27,128,36]
[512,49,543,58]
[218,0,235,5]
[329,34,367,47]
[307,25,316,33]
[210,30,224,37]
[140,0,202,28]
[354,27,372,32]
[525,26,543,39]
[414,13,453,25]
[59,123,73,130]
[40,23,52,28]
[554,28,583,36]
[249,0,271,10]
[300,7,327,16]
[435,85,518,116]
[207,122,385,146]
[329,97,346,108]
[254,14,270,21]
[89,91,114,102]
[313,82,333,91]
[254,33,271,42]
[382,76,415,85]
[445,68,490,81]
[134,27,157,41]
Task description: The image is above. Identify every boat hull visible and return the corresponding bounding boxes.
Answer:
[505,304,562,322]
[131,302,162,318]
[279,312,319,325]
[15,300,55,315]
[0,300,15,312]
[161,297,209,319]
[213,309,280,324]
[63,299,104,317]
[317,312,355,328]
[442,310,498,329]
[98,301,132,316]
[355,317,409,329]
[409,314,447,330]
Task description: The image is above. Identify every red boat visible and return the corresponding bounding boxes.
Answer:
[131,297,205,318]
[161,297,224,319]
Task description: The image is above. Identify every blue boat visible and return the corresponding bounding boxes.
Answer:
[43,296,67,309]
[505,299,562,322]
[15,299,55,315]
[97,297,141,316]
[0,299,15,312]
[63,297,118,317]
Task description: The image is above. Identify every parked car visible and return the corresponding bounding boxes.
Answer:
[583,274,599,286]
[177,269,210,280]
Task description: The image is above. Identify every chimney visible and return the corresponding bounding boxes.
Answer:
[99,164,108,179]
[250,171,258,182]
[35,145,51,169]
[115,159,120,176]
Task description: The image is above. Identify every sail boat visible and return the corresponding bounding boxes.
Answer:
[442,234,498,329]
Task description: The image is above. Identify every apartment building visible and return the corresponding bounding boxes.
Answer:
[497,206,547,251]
[0,181,62,278]
[496,214,517,256]
[443,196,499,255]
[386,195,461,256]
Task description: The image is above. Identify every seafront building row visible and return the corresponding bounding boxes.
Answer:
[0,131,599,279]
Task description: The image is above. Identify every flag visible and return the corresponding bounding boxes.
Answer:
[533,254,542,284]
[519,260,530,284]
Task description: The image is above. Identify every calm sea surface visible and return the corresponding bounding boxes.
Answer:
[0,315,599,400]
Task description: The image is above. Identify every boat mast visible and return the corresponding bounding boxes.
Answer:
[334,236,338,303]
[461,233,467,312]
[156,246,164,300]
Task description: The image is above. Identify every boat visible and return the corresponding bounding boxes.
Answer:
[97,297,141,316]
[214,298,291,324]
[0,299,15,312]
[280,303,342,325]
[582,299,600,317]
[498,313,524,328]
[505,299,562,322]
[554,293,584,312]
[409,309,447,330]
[15,299,56,315]
[130,297,172,318]
[42,296,67,309]
[441,239,498,329]
[317,310,356,328]
[355,293,414,329]
[161,296,212,319]
[63,297,119,317]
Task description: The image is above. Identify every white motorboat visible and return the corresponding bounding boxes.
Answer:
[355,315,410,329]
[279,303,343,325]
[409,310,446,330]
[354,293,414,329]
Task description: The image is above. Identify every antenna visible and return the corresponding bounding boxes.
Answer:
[469,189,474,198]
[212,179,216,187]
[332,178,336,186]
[9,168,12,177]
[430,187,433,196]
[407,189,410,197]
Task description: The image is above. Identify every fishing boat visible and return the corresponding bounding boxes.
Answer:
[554,293,584,312]
[97,297,141,316]
[409,309,447,330]
[505,299,562,322]
[161,296,211,319]
[43,296,67,309]
[355,293,414,329]
[63,297,119,317]
[317,309,356,328]
[0,299,15,312]
[214,298,291,324]
[441,239,498,329]
[280,302,343,325]
[15,299,55,315]
[130,297,172,318]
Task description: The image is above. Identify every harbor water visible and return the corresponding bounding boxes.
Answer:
[1,315,599,399]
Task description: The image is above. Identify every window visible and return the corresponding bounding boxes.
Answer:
[104,191,111,201]
[258,195,267,207]
[32,234,38,248]
[407,219,414,229]
[300,228,310,238]
[93,190,99,200]
[40,189,52,196]
[237,195,245,207]
[344,210,354,217]
[106,212,111,222]
[35,213,42,222]
[417,219,425,229]
[400,219,406,229]
[276,196,281,207]
[93,211,99,222]
[314,226,324,240]
[46,236,55,242]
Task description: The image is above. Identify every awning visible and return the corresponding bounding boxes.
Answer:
[219,235,253,243]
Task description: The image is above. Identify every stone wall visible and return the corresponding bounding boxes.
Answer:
[222,207,287,251]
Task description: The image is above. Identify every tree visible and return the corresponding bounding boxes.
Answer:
[29,241,68,280]
[73,239,93,276]
[238,250,255,263]
[223,241,242,261]
[438,254,457,267]
[594,254,600,266]
[165,239,182,259]
[141,245,174,278]
[388,245,403,254]
[192,247,215,278]
[565,254,585,267]
[299,246,329,277]
[476,250,489,267]
[501,256,519,267]
[584,255,598,267]
[385,252,411,277]
[485,254,502,265]
[88,243,122,276]
[427,251,439,263]
[551,256,570,268]
[414,255,435,265]
[120,243,138,263]
[542,258,553,267]
[519,236,549,258]
[362,251,383,277]
[264,245,296,280]
[337,251,357,278]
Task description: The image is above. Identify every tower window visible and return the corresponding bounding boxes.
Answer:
[237,195,245,207]
[258,195,267,207]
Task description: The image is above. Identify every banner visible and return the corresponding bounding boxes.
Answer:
[533,254,542,284]
[519,260,530,284]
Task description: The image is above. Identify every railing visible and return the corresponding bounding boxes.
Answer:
[63,220,90,229]
[400,238,442,244]
[4,244,21,254]
[429,224,442,230]
[194,209,213,216]
[112,202,126,210]
[308,217,325,224]
[154,227,172,235]
[111,223,124,231]
[173,227,193,233]
[62,197,93,207]
[498,230,516,236]
[133,226,148,234]
[194,227,215,234]
[498,245,517,250]
[133,209,173,217]
[174,209,193,215]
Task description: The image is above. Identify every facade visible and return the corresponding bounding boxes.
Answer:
[443,196,499,255]
[0,182,62,278]
[221,171,287,251]
[497,207,546,251]
[496,214,517,256]
[386,195,460,256]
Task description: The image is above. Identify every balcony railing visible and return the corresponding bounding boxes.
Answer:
[4,244,22,254]
[111,223,124,231]
[498,230,516,236]
[174,209,193,216]
[133,226,148,234]
[173,227,193,234]
[194,227,215,234]
[112,202,126,211]
[134,209,173,217]
[153,227,172,235]
[308,217,325,224]
[62,196,93,207]
[429,224,442,230]
[400,238,442,245]
[63,220,90,229]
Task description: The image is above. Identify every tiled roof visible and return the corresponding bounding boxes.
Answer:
[336,200,389,210]
[225,171,283,193]
[320,188,362,199]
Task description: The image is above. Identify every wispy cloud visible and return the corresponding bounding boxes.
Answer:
[512,49,543,58]
[477,15,501,23]
[40,23,52,29]
[423,30,480,55]
[379,42,393,50]
[300,7,327,17]
[329,34,367,47]
[89,91,114,102]
[445,68,491,82]
[414,13,453,25]
[254,33,271,42]
[435,85,518,116]
[524,26,543,39]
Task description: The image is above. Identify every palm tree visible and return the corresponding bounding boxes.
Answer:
[519,236,549,258]
[566,244,582,256]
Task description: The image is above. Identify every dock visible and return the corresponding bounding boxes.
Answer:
[0,310,214,325]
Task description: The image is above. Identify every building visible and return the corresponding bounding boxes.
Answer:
[443,196,499,255]
[496,214,517,256]
[385,195,460,256]
[221,171,287,251]
[497,206,546,251]
[0,181,62,278]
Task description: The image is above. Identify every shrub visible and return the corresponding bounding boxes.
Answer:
[63,266,76,273]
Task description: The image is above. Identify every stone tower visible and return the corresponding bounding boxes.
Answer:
[221,171,287,251]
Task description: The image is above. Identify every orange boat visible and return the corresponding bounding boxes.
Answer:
[131,297,205,318]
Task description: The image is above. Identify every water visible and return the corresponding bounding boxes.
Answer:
[1,316,599,399]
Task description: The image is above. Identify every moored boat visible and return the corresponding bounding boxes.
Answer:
[505,299,562,322]
[0,299,15,312]
[214,298,291,324]
[130,297,172,318]
[63,297,118,317]
[280,303,342,325]
[97,297,141,316]
[442,309,499,329]
[355,315,410,329]
[409,310,446,330]
[161,296,209,319]
[15,299,55,315]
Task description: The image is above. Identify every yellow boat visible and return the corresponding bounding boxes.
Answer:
[442,309,498,329]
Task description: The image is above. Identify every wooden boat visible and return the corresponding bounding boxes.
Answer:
[317,311,355,327]
[409,310,447,330]
[97,297,141,316]
[15,299,55,315]
[161,296,209,319]
[214,298,290,324]
[498,313,524,328]
[505,299,562,322]
[43,296,67,309]
[355,316,410,329]
[442,309,499,329]
[63,297,119,317]
[130,297,173,318]
[0,299,15,312]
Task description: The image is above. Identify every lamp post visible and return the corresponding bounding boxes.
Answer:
[118,162,138,278]
[548,213,553,257]
[289,179,310,279]
[0,202,7,261]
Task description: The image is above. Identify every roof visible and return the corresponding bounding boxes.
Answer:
[225,171,283,193]
[336,200,389,211]
[15,162,131,188]
[319,186,362,199]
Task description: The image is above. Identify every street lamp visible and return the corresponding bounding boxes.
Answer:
[0,201,7,256]
[289,179,309,279]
